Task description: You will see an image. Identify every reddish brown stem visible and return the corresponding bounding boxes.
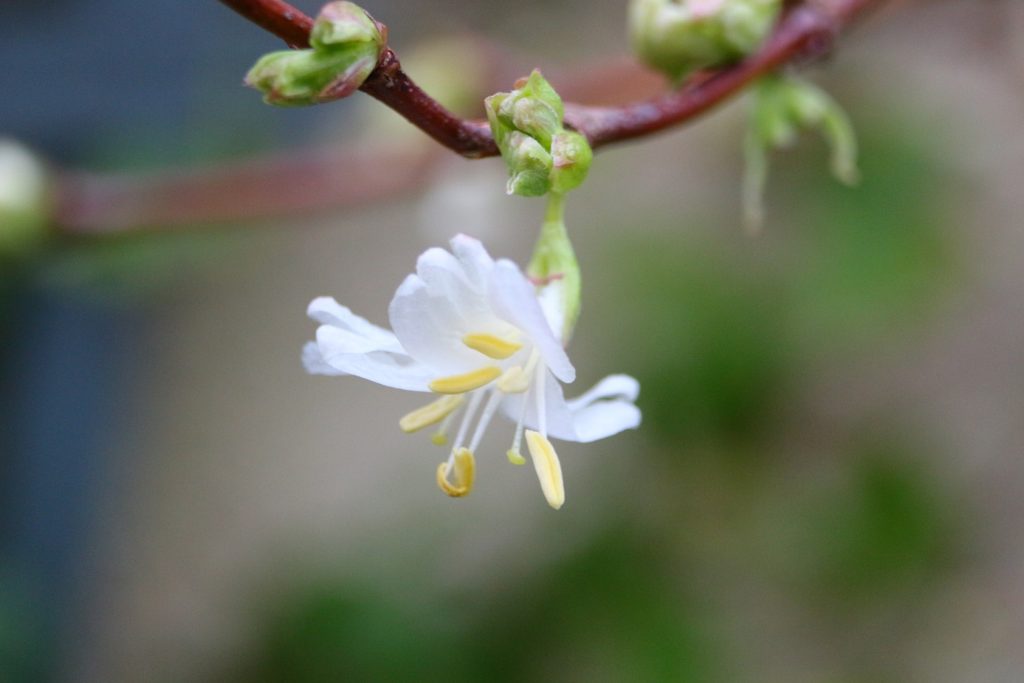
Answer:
[54,147,437,234]
[218,0,884,157]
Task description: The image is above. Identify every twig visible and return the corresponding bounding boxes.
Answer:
[54,147,437,234]
[218,0,884,157]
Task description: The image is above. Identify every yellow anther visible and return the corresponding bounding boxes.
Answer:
[506,448,526,466]
[525,430,565,510]
[436,447,475,498]
[463,333,523,360]
[399,395,465,433]
[497,366,530,394]
[431,432,448,446]
[429,366,502,394]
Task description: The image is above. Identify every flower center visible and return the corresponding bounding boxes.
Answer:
[402,346,562,506]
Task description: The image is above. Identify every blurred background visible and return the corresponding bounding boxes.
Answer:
[2,0,1023,681]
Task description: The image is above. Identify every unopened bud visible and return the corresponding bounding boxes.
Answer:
[506,132,552,197]
[245,1,385,106]
[310,1,385,50]
[549,131,592,195]
[486,70,590,197]
[0,140,51,257]
[629,0,781,82]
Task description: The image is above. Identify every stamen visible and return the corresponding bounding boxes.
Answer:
[463,333,523,360]
[436,447,475,498]
[399,395,465,433]
[429,366,502,394]
[506,377,532,466]
[431,408,459,446]
[497,366,529,394]
[525,430,564,510]
[452,390,485,453]
[468,389,503,453]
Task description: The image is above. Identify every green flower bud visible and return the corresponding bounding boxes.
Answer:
[486,70,591,197]
[509,97,561,150]
[310,1,385,50]
[743,75,859,230]
[629,0,781,82]
[245,1,385,106]
[506,132,552,197]
[512,70,565,122]
[0,140,51,257]
[549,131,592,195]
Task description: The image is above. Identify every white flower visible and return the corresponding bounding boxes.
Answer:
[303,234,640,509]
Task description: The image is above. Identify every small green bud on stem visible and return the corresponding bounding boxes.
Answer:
[486,71,592,198]
[245,1,386,106]
[629,0,781,83]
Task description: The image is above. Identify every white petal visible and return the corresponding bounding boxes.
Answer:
[502,372,641,443]
[500,368,575,438]
[536,280,566,343]
[449,234,495,288]
[488,260,575,383]
[388,273,481,374]
[306,297,402,352]
[415,247,492,325]
[561,398,641,443]
[561,374,641,443]
[565,374,640,411]
[302,341,345,376]
[311,325,433,391]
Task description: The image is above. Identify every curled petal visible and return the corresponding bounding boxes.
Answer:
[449,234,495,289]
[307,297,403,352]
[310,325,433,391]
[415,247,494,325]
[488,260,575,383]
[302,341,345,376]
[566,374,640,410]
[562,374,641,443]
[388,273,480,374]
[503,372,641,443]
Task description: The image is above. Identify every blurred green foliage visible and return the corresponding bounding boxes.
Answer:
[796,435,956,603]
[226,530,723,683]
[608,123,955,450]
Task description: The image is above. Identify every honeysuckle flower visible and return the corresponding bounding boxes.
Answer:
[303,234,640,509]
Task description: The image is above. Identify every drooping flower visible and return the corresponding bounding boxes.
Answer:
[303,234,640,509]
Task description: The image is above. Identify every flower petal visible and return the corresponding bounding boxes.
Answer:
[561,374,641,443]
[536,280,566,343]
[488,260,575,383]
[388,273,481,374]
[565,374,640,411]
[415,246,493,326]
[502,372,641,443]
[311,324,433,391]
[449,234,495,289]
[302,341,345,376]
[562,397,641,443]
[306,296,403,352]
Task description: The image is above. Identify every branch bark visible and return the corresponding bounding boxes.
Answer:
[218,0,884,157]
